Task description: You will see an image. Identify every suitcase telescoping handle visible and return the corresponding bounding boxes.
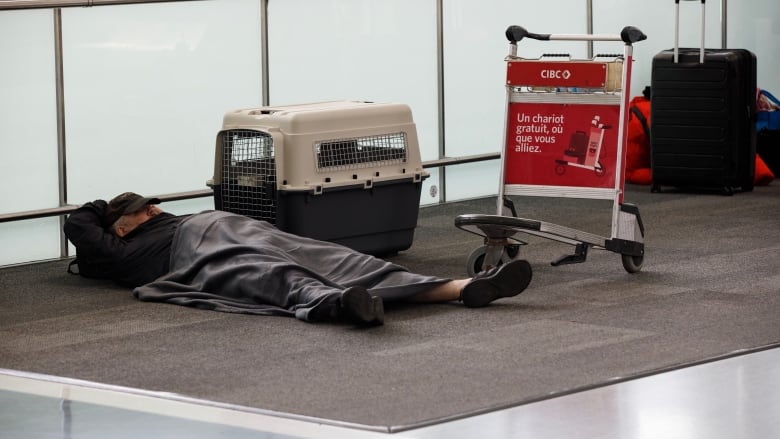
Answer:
[675,0,706,64]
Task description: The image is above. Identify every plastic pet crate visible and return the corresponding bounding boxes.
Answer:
[211,101,429,255]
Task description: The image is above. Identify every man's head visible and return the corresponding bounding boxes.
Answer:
[105,192,162,237]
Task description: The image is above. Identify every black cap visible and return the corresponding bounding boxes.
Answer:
[104,192,161,226]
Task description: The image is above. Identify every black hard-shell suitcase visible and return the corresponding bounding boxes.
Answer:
[650,0,756,194]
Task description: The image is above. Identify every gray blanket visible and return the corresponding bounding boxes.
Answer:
[133,211,449,320]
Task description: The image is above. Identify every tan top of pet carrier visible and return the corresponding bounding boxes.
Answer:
[213,101,427,192]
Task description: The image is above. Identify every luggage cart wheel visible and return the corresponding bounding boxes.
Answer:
[466,245,514,277]
[621,253,644,273]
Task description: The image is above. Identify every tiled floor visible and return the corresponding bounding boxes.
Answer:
[2,347,779,438]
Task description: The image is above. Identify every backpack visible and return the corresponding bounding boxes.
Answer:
[625,87,652,185]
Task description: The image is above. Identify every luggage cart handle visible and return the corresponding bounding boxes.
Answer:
[505,25,646,46]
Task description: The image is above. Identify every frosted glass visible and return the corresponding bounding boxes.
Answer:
[0,219,61,266]
[162,197,215,216]
[593,0,724,98]
[0,10,58,214]
[444,160,502,204]
[0,10,61,264]
[266,0,439,161]
[727,0,780,93]
[62,0,262,205]
[441,0,586,200]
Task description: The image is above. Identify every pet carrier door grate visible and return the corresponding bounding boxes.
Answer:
[315,132,408,171]
[220,129,277,223]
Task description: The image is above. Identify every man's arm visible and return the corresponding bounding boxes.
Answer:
[63,200,127,278]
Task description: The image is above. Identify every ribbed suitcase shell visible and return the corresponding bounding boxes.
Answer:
[650,47,756,193]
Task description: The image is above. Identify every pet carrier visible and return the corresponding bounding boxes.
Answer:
[211,101,429,255]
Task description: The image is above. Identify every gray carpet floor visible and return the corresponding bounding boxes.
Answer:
[1,184,779,431]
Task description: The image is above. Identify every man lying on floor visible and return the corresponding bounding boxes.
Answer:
[63,192,532,326]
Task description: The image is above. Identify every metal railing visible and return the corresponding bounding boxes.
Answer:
[0,152,500,224]
[0,0,203,10]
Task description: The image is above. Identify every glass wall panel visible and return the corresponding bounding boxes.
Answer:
[0,219,62,266]
[0,10,58,213]
[0,10,61,264]
[593,0,724,97]
[62,0,262,205]
[727,0,780,93]
[442,0,587,201]
[267,0,439,163]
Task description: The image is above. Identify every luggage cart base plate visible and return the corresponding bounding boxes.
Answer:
[455,213,644,274]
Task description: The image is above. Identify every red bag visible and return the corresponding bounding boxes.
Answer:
[626,93,652,185]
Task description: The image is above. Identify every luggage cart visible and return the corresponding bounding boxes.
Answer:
[455,25,647,276]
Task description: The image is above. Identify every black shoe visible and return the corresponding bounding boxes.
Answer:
[340,286,385,326]
[306,296,340,322]
[460,259,532,308]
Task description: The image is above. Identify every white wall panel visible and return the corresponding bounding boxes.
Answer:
[727,0,780,93]
[593,0,723,98]
[0,10,58,213]
[0,10,61,264]
[442,0,586,200]
[267,0,439,162]
[62,0,262,205]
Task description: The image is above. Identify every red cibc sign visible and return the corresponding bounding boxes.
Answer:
[504,102,620,189]
[507,60,609,88]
